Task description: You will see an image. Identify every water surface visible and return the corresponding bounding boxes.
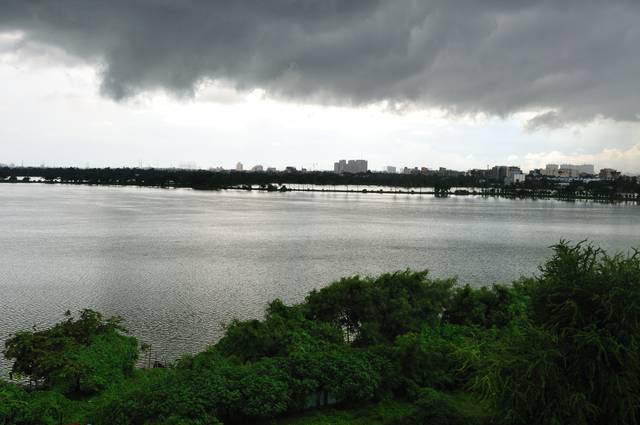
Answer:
[1,184,638,374]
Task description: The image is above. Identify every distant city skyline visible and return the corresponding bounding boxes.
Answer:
[3,159,627,179]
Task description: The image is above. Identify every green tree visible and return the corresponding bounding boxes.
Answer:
[434,181,451,196]
[216,300,343,362]
[3,309,138,395]
[395,324,493,391]
[0,381,72,425]
[304,270,454,345]
[480,242,640,425]
[444,284,527,328]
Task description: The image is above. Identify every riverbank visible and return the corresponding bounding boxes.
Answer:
[2,179,639,203]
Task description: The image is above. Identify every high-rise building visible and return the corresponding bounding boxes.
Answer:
[558,167,579,178]
[334,160,347,173]
[507,166,522,177]
[544,164,559,176]
[251,165,264,172]
[334,159,368,174]
[235,162,243,171]
[385,166,397,173]
[560,164,595,175]
[490,165,522,181]
[348,160,368,173]
[490,165,508,180]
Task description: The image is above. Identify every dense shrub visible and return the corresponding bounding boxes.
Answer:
[304,270,454,345]
[0,381,72,425]
[89,368,227,424]
[216,299,343,362]
[400,388,486,425]
[481,242,640,425]
[395,324,494,391]
[3,309,138,396]
[287,347,382,406]
[444,284,528,328]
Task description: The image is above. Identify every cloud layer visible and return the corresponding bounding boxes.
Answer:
[1,1,639,126]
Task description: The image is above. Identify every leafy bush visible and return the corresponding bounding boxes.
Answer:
[288,347,382,406]
[395,324,494,391]
[89,368,220,424]
[274,399,416,425]
[304,270,454,345]
[49,332,139,395]
[0,381,71,425]
[481,242,640,425]
[216,299,343,362]
[400,388,486,425]
[444,284,527,328]
[3,309,138,395]
[97,358,283,423]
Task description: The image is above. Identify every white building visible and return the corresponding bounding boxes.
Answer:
[385,166,397,173]
[235,162,243,171]
[251,165,264,172]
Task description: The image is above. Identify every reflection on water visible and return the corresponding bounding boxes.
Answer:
[1,184,638,375]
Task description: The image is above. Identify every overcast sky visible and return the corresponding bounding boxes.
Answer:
[1,1,639,172]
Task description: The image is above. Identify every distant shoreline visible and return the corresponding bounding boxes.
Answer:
[2,179,639,203]
[2,166,638,202]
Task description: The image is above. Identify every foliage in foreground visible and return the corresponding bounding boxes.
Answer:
[480,243,640,425]
[3,309,138,396]
[1,241,639,424]
[275,399,416,425]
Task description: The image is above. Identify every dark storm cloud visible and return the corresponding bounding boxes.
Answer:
[1,0,639,125]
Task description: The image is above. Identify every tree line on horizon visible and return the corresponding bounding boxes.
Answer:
[2,241,640,424]
[1,166,639,199]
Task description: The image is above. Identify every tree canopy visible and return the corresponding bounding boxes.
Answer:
[3,309,138,396]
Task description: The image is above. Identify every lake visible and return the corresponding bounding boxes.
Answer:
[0,184,638,375]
